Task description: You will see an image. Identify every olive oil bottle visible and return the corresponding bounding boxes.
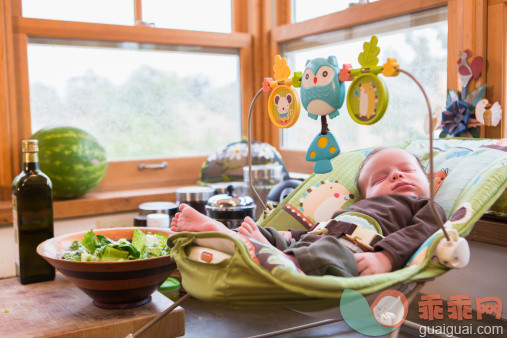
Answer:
[12,140,55,284]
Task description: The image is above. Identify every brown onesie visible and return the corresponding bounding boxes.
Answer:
[258,194,446,276]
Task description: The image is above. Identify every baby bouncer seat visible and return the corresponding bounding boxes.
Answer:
[166,137,506,336]
[134,41,507,336]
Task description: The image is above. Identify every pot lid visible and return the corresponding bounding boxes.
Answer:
[139,201,179,216]
[210,182,249,196]
[176,186,215,201]
[243,164,284,180]
[206,194,255,211]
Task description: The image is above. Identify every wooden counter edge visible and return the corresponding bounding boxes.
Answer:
[47,310,185,338]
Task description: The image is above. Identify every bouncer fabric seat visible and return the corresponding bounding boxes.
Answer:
[168,138,507,311]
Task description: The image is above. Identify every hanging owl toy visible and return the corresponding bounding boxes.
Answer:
[260,35,401,176]
[300,56,345,174]
[249,35,453,228]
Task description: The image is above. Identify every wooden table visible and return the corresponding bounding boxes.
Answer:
[0,273,185,338]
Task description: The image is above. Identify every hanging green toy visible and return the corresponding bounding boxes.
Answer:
[343,35,390,125]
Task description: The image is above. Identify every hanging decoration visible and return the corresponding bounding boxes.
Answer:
[262,35,401,175]
[266,55,301,128]
[300,55,345,174]
[344,36,390,125]
[438,50,502,138]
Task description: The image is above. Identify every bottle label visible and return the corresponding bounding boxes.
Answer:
[23,152,38,164]
[12,194,20,270]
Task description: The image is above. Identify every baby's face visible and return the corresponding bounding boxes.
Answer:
[358,148,430,199]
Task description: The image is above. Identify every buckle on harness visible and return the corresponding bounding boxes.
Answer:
[344,226,384,252]
[344,234,374,251]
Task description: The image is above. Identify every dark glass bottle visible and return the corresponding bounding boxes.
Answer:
[12,140,55,284]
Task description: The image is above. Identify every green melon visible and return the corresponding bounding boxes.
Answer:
[31,126,108,199]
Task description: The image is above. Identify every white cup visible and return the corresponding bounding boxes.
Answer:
[147,213,170,228]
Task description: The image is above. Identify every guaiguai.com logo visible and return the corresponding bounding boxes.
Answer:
[340,289,409,336]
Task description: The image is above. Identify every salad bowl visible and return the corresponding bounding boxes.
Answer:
[37,227,176,309]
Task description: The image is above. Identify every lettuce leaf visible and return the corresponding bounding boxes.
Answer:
[62,229,169,261]
[96,235,113,247]
[100,246,129,262]
[81,230,99,253]
[132,229,146,252]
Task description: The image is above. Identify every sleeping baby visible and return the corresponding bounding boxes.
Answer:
[171,147,446,276]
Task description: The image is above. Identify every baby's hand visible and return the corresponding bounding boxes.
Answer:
[354,251,394,276]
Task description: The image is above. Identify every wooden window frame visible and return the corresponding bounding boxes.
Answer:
[0,0,254,204]
[273,0,506,170]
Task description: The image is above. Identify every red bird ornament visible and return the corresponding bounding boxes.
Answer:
[457,50,484,95]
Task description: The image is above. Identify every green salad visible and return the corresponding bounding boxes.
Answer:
[61,229,170,262]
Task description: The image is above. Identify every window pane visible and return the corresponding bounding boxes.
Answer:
[282,7,447,152]
[293,0,379,22]
[22,0,134,25]
[28,39,241,160]
[142,0,232,33]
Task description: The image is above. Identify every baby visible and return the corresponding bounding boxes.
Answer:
[171,148,446,276]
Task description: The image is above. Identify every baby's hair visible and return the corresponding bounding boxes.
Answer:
[355,147,426,199]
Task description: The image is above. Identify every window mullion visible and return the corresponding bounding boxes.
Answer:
[134,0,142,25]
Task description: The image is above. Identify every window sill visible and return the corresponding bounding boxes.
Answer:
[1,188,505,247]
[0,185,192,226]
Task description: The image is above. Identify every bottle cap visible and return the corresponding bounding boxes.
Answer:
[146,213,170,228]
[22,140,38,153]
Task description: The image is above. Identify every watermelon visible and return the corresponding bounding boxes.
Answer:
[31,126,107,199]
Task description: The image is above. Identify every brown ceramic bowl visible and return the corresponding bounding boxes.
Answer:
[37,227,176,309]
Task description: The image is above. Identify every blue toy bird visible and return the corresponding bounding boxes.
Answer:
[300,56,345,120]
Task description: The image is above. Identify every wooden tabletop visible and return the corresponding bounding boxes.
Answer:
[0,273,185,338]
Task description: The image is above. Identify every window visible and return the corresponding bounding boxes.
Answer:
[293,0,379,22]
[28,39,241,160]
[21,0,135,25]
[142,0,232,33]
[281,6,447,152]
[0,0,252,196]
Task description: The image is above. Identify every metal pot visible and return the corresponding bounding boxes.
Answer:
[205,193,256,229]
[176,186,215,214]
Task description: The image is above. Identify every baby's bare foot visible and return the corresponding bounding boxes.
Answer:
[171,203,232,234]
[237,217,272,246]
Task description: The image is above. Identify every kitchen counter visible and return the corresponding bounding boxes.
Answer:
[0,273,185,337]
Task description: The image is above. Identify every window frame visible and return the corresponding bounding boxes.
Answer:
[0,0,254,201]
[272,0,506,164]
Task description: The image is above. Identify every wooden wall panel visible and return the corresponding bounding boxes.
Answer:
[0,0,11,200]
[233,0,254,139]
[0,0,16,200]
[486,1,506,137]
[448,0,491,137]
[250,0,274,146]
[447,0,487,92]
[448,0,505,138]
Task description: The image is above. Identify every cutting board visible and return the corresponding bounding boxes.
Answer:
[0,273,185,337]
